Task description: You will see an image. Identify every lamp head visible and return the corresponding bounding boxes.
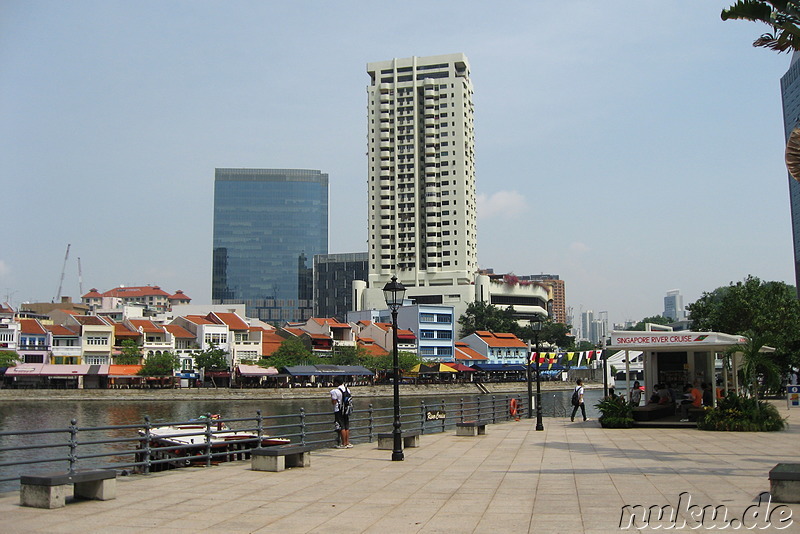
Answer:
[383,275,406,310]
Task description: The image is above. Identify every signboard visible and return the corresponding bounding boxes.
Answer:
[425,410,446,421]
[609,332,746,348]
[788,385,800,408]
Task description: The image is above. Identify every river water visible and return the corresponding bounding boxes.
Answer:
[0,389,601,493]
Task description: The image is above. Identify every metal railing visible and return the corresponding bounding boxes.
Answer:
[0,394,527,491]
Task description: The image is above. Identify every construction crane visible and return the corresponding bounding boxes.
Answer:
[78,257,83,296]
[55,244,70,302]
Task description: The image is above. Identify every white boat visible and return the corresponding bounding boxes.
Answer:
[137,415,290,470]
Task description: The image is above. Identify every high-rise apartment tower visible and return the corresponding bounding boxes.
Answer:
[365,54,477,291]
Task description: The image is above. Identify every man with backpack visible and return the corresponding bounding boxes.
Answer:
[330,376,353,448]
[570,379,587,422]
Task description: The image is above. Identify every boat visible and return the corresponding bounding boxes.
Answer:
[136,414,291,471]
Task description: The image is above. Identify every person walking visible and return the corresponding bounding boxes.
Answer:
[570,379,587,422]
[330,377,352,448]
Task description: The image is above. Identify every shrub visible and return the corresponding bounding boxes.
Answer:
[697,392,785,432]
[595,397,635,428]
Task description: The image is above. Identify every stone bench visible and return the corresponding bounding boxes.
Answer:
[456,420,488,436]
[377,430,421,450]
[251,444,313,472]
[20,469,117,509]
[632,403,675,421]
[769,463,800,503]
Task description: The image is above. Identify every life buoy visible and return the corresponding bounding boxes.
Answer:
[509,398,519,420]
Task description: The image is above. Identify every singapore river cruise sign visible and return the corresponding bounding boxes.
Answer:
[609,332,748,349]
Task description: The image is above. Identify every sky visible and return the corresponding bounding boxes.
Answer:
[1,1,796,327]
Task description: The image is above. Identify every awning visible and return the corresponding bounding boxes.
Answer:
[108,365,143,377]
[40,364,109,376]
[283,365,375,377]
[444,362,475,372]
[471,363,527,372]
[5,363,44,376]
[237,364,278,377]
[205,370,231,378]
[175,371,200,379]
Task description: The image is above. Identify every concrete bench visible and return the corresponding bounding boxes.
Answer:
[456,420,487,436]
[632,403,675,421]
[20,469,117,509]
[377,430,421,450]
[251,444,313,472]
[769,463,800,503]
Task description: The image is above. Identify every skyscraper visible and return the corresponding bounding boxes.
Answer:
[365,53,477,290]
[212,168,328,323]
[313,252,368,321]
[781,53,800,293]
[663,289,684,321]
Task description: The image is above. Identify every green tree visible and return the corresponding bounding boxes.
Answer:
[330,345,371,367]
[259,336,319,369]
[373,351,422,373]
[575,340,597,352]
[722,1,800,53]
[687,275,800,375]
[138,351,180,377]
[194,344,229,371]
[727,331,782,398]
[628,315,674,331]
[116,339,142,365]
[0,350,20,367]
[458,301,519,337]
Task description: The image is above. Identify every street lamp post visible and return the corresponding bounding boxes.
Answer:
[383,275,406,462]
[526,341,534,420]
[532,316,544,431]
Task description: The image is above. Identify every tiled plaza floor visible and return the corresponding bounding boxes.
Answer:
[2,406,798,533]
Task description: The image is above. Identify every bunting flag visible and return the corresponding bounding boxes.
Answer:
[587,350,595,361]
[596,350,603,360]
[565,352,575,362]
[529,352,538,364]
[576,352,584,367]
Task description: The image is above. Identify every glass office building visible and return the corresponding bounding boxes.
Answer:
[212,168,328,323]
[782,53,800,295]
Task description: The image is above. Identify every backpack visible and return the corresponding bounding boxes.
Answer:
[571,387,580,406]
[340,385,353,415]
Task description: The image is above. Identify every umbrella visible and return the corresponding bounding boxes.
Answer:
[421,363,458,373]
[445,362,475,372]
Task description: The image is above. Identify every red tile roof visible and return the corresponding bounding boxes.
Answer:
[101,286,171,298]
[455,342,489,361]
[44,324,78,336]
[169,290,191,301]
[19,319,47,335]
[113,323,139,337]
[72,315,110,326]
[82,289,103,298]
[209,312,248,330]
[261,331,286,356]
[164,324,195,338]
[128,319,165,334]
[183,315,215,325]
[475,331,526,348]
[357,339,389,357]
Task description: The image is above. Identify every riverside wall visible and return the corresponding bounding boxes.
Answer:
[0,381,596,402]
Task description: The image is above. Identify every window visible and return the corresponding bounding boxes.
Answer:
[420,330,435,339]
[437,331,452,339]
[436,314,452,323]
[86,336,109,346]
[420,313,436,323]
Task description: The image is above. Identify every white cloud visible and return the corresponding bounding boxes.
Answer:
[569,242,590,254]
[477,190,526,220]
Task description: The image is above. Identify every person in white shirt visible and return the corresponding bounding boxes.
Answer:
[570,379,587,422]
[330,377,352,448]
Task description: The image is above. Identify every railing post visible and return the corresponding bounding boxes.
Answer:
[368,404,374,442]
[420,400,426,434]
[300,408,306,445]
[441,399,446,433]
[491,395,496,424]
[68,419,78,474]
[204,413,212,467]
[476,396,481,421]
[460,398,464,422]
[256,410,263,448]
[143,415,152,475]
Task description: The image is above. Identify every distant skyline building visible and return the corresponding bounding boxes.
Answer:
[212,168,328,323]
[365,53,477,291]
[517,274,567,324]
[663,289,685,321]
[313,252,368,322]
[781,53,800,294]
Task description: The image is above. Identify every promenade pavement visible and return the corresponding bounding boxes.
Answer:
[2,406,799,534]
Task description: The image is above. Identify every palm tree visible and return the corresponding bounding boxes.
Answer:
[722,1,800,52]
[726,331,780,399]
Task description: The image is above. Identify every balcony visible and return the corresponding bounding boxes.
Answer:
[50,346,82,357]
